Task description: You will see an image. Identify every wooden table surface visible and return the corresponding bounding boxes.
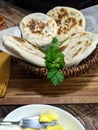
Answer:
[0,5,98,130]
[0,5,98,104]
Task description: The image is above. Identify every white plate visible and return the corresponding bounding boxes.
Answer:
[0,104,85,130]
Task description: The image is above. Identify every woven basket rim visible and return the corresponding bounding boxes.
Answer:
[13,45,98,78]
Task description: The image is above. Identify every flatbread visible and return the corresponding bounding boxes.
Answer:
[20,13,57,47]
[2,32,98,68]
[3,35,46,67]
[60,31,98,67]
[47,6,86,42]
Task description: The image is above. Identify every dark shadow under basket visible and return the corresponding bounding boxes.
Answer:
[13,45,98,78]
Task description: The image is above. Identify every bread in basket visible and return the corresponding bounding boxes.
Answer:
[2,6,98,85]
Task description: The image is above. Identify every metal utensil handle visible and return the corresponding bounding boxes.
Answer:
[0,121,18,125]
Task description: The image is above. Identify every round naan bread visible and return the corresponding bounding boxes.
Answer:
[2,32,98,68]
[20,13,57,47]
[47,6,86,42]
[60,31,98,67]
[3,35,46,67]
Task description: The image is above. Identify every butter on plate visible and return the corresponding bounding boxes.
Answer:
[21,113,63,130]
[21,125,63,130]
[39,113,57,122]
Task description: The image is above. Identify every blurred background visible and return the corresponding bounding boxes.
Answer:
[0,0,98,12]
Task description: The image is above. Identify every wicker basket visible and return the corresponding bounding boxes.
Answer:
[0,15,7,30]
[13,44,98,78]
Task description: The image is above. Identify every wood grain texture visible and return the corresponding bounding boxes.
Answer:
[0,5,98,104]
[1,5,98,130]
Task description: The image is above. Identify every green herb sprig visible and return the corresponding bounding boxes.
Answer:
[45,37,65,86]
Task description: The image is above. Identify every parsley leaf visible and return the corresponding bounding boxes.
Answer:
[47,69,64,86]
[45,37,65,86]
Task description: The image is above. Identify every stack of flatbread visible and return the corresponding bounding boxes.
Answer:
[2,6,98,67]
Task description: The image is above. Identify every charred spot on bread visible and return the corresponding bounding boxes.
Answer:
[13,36,25,43]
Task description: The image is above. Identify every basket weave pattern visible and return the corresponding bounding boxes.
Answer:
[13,44,98,78]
